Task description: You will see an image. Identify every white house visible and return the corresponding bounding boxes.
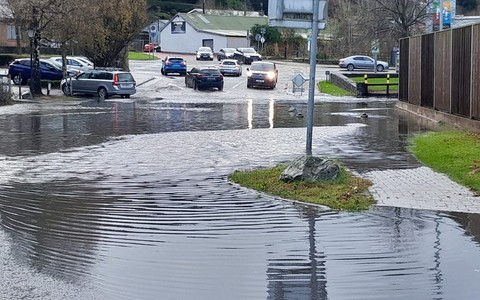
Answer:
[159,9,268,54]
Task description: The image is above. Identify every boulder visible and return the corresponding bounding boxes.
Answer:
[280,156,340,182]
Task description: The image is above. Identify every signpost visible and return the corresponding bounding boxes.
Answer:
[268,0,328,156]
[371,40,380,73]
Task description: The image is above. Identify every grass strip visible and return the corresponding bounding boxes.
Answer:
[410,131,480,193]
[317,80,355,96]
[229,165,375,211]
[128,51,159,60]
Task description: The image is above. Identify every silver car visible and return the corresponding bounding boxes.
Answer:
[61,69,136,99]
[218,59,242,76]
[339,55,389,72]
[50,56,94,71]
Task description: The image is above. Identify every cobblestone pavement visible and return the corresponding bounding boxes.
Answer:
[364,167,480,214]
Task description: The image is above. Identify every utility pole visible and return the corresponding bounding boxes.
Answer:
[31,7,42,96]
[305,0,320,156]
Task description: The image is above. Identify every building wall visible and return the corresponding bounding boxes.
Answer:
[159,16,249,54]
[0,22,19,47]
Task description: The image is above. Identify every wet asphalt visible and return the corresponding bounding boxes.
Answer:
[0,58,479,299]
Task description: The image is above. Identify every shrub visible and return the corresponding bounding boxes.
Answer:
[0,87,14,106]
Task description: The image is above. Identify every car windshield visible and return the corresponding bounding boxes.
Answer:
[199,47,212,52]
[224,48,236,53]
[200,68,221,75]
[241,48,256,53]
[250,63,274,71]
[118,73,134,82]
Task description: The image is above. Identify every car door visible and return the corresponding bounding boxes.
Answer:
[40,61,63,80]
[364,57,375,69]
[71,71,92,93]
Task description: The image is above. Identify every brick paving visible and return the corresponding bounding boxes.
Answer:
[365,166,480,213]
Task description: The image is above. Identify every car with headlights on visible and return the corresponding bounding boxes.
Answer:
[196,47,214,61]
[218,59,242,76]
[338,55,389,72]
[61,69,136,99]
[246,61,278,89]
[236,47,262,64]
[161,56,187,76]
[185,66,223,91]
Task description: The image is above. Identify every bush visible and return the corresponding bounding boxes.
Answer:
[0,87,14,106]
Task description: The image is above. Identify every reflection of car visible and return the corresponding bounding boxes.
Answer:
[246,61,278,89]
[236,47,262,64]
[185,66,223,91]
[161,56,187,76]
[218,59,242,76]
[8,58,77,85]
[338,55,389,72]
[196,47,214,61]
[49,56,94,71]
[144,43,161,52]
[217,48,240,61]
[61,69,136,99]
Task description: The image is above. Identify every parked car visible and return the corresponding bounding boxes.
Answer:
[217,48,241,61]
[61,69,136,99]
[185,66,223,91]
[196,47,214,61]
[338,55,389,72]
[236,47,262,64]
[144,43,161,52]
[246,61,278,89]
[161,56,187,76]
[49,56,94,71]
[8,58,77,85]
[218,59,242,76]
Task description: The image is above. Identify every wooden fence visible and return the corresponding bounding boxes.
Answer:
[399,23,480,120]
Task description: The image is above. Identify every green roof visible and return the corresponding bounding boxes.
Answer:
[179,11,267,34]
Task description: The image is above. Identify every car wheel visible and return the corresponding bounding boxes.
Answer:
[12,74,23,85]
[218,84,223,91]
[247,84,252,88]
[98,87,108,99]
[376,65,384,72]
[161,69,164,75]
[62,83,70,96]
[347,64,354,71]
[193,80,197,90]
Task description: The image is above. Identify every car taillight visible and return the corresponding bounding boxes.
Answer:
[166,61,172,66]
[113,74,119,86]
[197,74,203,79]
[181,62,186,66]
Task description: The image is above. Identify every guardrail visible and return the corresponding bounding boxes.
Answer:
[356,74,398,97]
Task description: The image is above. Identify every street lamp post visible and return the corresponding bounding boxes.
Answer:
[27,29,35,98]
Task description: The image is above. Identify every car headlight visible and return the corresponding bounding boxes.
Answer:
[267,72,275,80]
[247,71,252,77]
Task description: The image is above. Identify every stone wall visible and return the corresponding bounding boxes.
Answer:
[330,72,357,94]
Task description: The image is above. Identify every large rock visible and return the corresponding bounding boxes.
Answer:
[280,156,340,182]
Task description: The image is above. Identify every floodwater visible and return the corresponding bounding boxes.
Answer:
[0,98,479,300]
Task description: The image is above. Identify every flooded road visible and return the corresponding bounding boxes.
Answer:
[1,98,480,299]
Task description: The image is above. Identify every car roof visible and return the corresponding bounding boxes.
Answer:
[251,61,274,65]
[220,59,239,63]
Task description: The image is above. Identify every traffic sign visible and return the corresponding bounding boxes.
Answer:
[255,34,262,42]
[149,25,157,39]
[260,37,265,44]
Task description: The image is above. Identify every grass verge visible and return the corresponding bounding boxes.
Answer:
[228,165,375,211]
[128,51,159,60]
[410,131,480,193]
[350,76,399,91]
[317,80,355,96]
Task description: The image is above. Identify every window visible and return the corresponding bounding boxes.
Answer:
[7,25,16,40]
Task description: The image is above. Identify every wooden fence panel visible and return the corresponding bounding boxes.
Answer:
[421,33,434,108]
[399,38,409,102]
[472,24,480,120]
[451,27,472,117]
[408,36,422,105]
[434,30,451,112]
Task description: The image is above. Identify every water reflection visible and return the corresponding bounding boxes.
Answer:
[1,99,480,299]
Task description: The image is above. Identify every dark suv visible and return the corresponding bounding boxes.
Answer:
[236,47,262,65]
[185,67,223,91]
[246,61,278,89]
[61,69,136,99]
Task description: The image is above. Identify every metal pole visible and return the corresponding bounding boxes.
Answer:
[29,37,33,98]
[306,0,320,156]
